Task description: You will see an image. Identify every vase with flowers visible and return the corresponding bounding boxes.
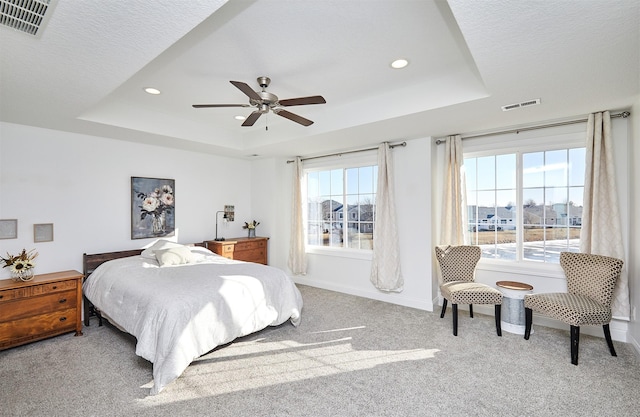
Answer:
[243,220,260,238]
[2,248,38,282]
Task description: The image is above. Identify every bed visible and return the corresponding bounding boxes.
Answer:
[82,240,303,395]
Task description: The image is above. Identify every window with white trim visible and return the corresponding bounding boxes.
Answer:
[305,156,378,251]
[465,146,585,263]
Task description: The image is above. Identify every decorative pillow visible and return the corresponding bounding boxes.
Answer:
[154,246,195,267]
[141,240,184,259]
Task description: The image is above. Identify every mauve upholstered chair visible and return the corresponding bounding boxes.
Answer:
[524,252,623,365]
[435,245,503,336]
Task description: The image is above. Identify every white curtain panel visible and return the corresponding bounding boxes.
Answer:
[370,143,403,292]
[580,111,629,319]
[440,135,468,245]
[287,157,307,275]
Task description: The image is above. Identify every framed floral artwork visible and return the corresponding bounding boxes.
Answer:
[131,177,175,239]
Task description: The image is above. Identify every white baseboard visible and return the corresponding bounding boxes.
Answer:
[292,277,433,311]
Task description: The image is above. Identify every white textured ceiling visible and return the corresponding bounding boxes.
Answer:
[0,0,638,159]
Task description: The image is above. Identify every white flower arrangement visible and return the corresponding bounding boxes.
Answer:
[1,248,38,274]
[243,220,260,230]
[135,184,174,221]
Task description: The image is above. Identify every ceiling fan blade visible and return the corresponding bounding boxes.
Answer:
[230,81,262,101]
[278,96,326,106]
[242,111,262,127]
[274,109,314,126]
[192,104,250,108]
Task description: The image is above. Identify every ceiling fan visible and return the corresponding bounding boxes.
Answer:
[192,76,326,127]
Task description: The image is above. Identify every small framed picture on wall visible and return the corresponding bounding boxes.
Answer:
[34,223,54,242]
[0,219,18,239]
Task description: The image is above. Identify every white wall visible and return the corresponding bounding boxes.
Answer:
[262,137,434,311]
[0,122,252,278]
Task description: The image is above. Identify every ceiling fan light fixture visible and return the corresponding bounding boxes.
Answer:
[192,76,326,127]
[234,115,246,121]
[391,59,409,69]
[144,87,161,95]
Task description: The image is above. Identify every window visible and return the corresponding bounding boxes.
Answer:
[465,147,585,263]
[306,164,378,250]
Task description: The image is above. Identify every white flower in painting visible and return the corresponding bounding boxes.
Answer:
[142,196,160,212]
[161,185,173,194]
[160,192,174,206]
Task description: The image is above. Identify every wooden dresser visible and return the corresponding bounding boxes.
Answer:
[205,236,269,265]
[0,270,83,350]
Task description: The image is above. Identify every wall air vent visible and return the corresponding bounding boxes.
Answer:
[0,0,53,36]
[501,98,541,112]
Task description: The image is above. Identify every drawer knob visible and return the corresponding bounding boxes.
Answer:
[59,298,67,304]
[59,317,67,322]
[52,286,57,290]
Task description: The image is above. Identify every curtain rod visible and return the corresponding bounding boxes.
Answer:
[434,111,630,145]
[286,141,407,164]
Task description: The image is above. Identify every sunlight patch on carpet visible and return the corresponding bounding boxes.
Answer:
[138,338,439,404]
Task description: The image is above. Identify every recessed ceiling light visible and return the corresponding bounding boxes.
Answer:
[144,87,161,95]
[390,59,409,69]
[234,115,246,121]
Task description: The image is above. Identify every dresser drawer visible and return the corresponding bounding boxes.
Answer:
[220,244,234,254]
[235,240,266,251]
[0,290,77,322]
[238,250,266,264]
[0,307,77,347]
[0,279,77,303]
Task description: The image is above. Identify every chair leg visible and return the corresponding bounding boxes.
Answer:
[494,304,502,336]
[603,324,617,357]
[524,308,533,340]
[469,304,474,318]
[452,304,458,336]
[570,325,580,365]
[440,299,448,318]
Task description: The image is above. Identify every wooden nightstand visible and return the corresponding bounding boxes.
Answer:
[0,270,84,350]
[205,237,269,265]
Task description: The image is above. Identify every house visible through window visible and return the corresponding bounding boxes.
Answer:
[306,164,378,250]
[465,147,585,263]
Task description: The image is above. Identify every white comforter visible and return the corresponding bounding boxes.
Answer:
[83,248,303,395]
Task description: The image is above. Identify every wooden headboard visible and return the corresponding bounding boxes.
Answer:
[83,249,143,277]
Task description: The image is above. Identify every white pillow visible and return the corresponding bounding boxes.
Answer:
[154,246,195,267]
[141,240,184,259]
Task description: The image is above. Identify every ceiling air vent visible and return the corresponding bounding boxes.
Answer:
[501,98,541,112]
[0,0,53,36]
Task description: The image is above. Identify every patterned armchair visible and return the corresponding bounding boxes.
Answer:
[435,245,503,336]
[524,252,623,365]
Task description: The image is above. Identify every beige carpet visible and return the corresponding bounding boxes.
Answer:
[2,284,639,416]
